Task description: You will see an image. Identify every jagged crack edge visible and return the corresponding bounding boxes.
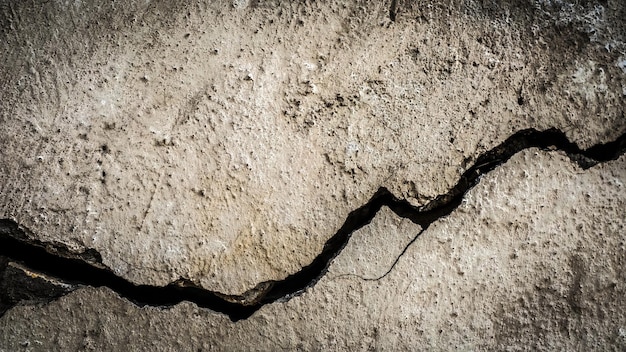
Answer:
[0,127,624,322]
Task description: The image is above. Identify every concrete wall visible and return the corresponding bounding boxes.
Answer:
[1,0,625,350]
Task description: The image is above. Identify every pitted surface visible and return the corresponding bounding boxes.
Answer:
[0,0,625,350]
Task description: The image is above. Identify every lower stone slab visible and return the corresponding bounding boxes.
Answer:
[1,150,624,350]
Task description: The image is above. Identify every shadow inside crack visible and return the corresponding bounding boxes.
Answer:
[0,127,624,321]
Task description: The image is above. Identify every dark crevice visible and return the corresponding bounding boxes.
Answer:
[389,0,398,22]
[0,128,625,321]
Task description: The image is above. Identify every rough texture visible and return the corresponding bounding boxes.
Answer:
[1,150,624,350]
[0,0,625,350]
[1,0,625,294]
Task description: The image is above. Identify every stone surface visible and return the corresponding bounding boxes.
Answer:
[0,0,625,350]
[1,0,625,295]
[1,150,624,350]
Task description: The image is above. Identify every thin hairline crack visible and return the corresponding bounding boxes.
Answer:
[0,127,625,322]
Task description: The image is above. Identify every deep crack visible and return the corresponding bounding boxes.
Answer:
[0,128,624,321]
[389,0,398,21]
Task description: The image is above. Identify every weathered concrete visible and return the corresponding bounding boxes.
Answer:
[1,150,625,350]
[0,0,625,350]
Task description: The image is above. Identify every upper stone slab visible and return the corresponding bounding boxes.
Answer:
[0,0,624,294]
